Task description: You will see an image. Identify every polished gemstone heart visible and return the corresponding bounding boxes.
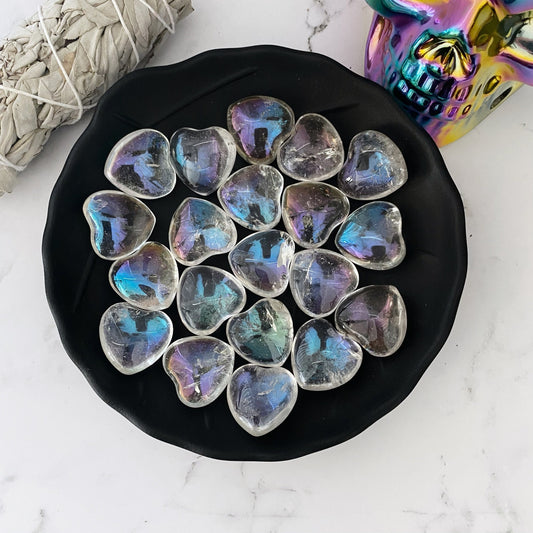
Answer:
[289,249,359,318]
[282,182,349,248]
[338,130,407,200]
[226,299,293,366]
[170,127,236,196]
[218,165,283,231]
[104,129,175,199]
[335,285,407,357]
[109,242,179,311]
[277,113,344,181]
[178,266,246,335]
[227,365,298,437]
[99,302,173,375]
[229,230,295,297]
[83,190,155,260]
[292,318,363,391]
[227,96,295,164]
[169,197,237,266]
[335,201,405,270]
[163,336,234,408]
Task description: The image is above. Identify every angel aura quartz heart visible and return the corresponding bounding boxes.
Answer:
[277,113,344,181]
[227,365,298,437]
[335,285,407,357]
[218,165,284,231]
[227,96,295,164]
[163,336,234,408]
[226,299,293,366]
[177,266,246,335]
[99,302,173,375]
[292,318,363,391]
[170,127,236,196]
[289,249,359,318]
[104,129,175,199]
[229,230,295,297]
[282,182,349,248]
[335,201,406,270]
[338,130,407,200]
[83,190,155,260]
[109,242,179,311]
[169,197,237,266]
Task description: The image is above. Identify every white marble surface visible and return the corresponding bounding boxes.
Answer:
[1,1,533,531]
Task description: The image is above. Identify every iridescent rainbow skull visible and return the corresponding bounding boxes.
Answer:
[365,0,533,145]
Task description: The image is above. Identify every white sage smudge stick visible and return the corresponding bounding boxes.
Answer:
[0,0,193,196]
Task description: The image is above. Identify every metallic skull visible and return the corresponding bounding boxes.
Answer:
[365,0,533,145]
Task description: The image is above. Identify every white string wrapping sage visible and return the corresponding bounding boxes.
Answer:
[0,0,193,195]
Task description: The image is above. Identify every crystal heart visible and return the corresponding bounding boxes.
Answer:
[163,336,234,408]
[282,182,349,248]
[227,365,298,437]
[83,190,155,260]
[335,285,407,357]
[337,130,408,200]
[289,249,359,318]
[227,95,295,164]
[104,129,175,199]
[169,197,237,266]
[292,318,363,391]
[109,242,179,311]
[218,165,284,231]
[99,302,173,375]
[226,298,293,366]
[335,201,406,270]
[229,230,295,297]
[177,266,246,335]
[169,127,236,196]
[277,113,344,181]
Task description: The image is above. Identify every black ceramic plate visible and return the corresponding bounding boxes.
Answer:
[43,46,467,461]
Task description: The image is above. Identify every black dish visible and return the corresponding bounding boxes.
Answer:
[43,46,467,461]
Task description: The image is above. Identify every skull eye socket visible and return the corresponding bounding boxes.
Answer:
[499,11,533,82]
[366,0,434,22]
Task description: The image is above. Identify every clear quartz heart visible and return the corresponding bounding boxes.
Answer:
[335,285,407,357]
[227,364,298,437]
[292,318,363,391]
[104,129,175,199]
[277,113,344,181]
[289,249,359,318]
[170,127,236,196]
[163,336,234,408]
[83,190,155,260]
[226,298,293,366]
[169,197,237,266]
[99,302,173,375]
[335,201,406,270]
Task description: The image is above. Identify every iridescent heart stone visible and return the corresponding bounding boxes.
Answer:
[169,197,237,266]
[104,129,175,199]
[83,190,155,260]
[227,365,298,437]
[226,299,293,366]
[229,230,295,297]
[227,96,295,164]
[177,266,246,335]
[338,130,408,200]
[163,336,234,408]
[289,249,359,318]
[169,127,236,196]
[218,165,284,231]
[335,201,406,270]
[109,242,179,311]
[335,285,407,357]
[277,113,344,181]
[282,182,349,248]
[99,302,173,375]
[292,318,363,391]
